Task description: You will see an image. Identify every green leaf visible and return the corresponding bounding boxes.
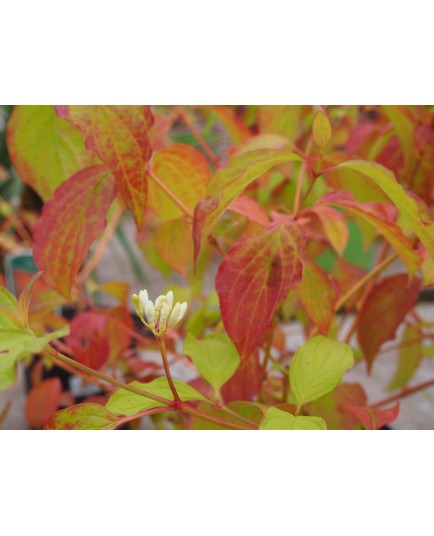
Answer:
[289,336,354,411]
[44,404,119,430]
[0,326,69,390]
[183,332,240,391]
[106,377,206,417]
[259,407,326,430]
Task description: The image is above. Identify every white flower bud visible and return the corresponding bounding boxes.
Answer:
[178,302,188,321]
[159,303,170,330]
[154,295,166,310]
[139,289,148,312]
[132,294,143,321]
[167,302,181,330]
[166,290,173,310]
[144,300,155,323]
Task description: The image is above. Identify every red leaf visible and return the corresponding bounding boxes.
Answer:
[66,311,110,370]
[33,166,116,300]
[221,354,263,403]
[24,378,62,428]
[305,383,368,430]
[357,274,420,372]
[228,195,269,226]
[296,260,336,335]
[56,105,154,229]
[216,219,305,360]
[345,402,400,430]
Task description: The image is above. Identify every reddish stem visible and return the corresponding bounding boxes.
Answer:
[372,377,434,408]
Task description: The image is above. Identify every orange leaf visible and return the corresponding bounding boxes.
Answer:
[155,218,192,276]
[25,377,62,429]
[148,144,210,220]
[357,274,420,372]
[98,281,131,306]
[300,205,348,256]
[56,105,154,228]
[216,219,305,360]
[228,195,269,226]
[33,166,116,300]
[296,260,336,335]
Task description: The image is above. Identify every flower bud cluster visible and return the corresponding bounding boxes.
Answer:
[132,289,187,337]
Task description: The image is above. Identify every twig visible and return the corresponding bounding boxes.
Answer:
[371,377,434,408]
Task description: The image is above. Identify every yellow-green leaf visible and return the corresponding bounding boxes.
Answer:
[289,336,354,411]
[259,407,326,430]
[332,161,434,259]
[0,326,69,390]
[183,332,240,391]
[44,404,119,430]
[6,105,98,200]
[388,323,423,391]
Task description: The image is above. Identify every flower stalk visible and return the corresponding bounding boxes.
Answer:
[132,289,188,402]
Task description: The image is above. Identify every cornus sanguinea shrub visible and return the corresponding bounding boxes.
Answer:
[1,105,434,429]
